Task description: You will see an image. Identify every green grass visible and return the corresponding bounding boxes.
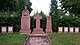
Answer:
[0,32,28,45]
[49,33,80,45]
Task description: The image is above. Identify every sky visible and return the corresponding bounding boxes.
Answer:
[30,0,51,16]
[30,0,61,16]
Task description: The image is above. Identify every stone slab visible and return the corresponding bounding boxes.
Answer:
[69,27,74,33]
[8,26,13,33]
[1,26,7,33]
[58,27,63,33]
[75,27,79,33]
[64,27,68,33]
[20,6,31,34]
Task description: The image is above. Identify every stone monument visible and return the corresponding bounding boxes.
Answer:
[46,16,52,33]
[1,26,7,33]
[20,6,31,34]
[8,26,13,33]
[58,27,63,33]
[32,12,44,34]
[69,27,74,33]
[64,27,68,33]
[75,27,79,33]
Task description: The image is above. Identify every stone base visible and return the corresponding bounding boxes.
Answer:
[8,31,13,33]
[32,28,45,34]
[75,31,79,33]
[75,27,79,33]
[30,32,47,37]
[58,31,63,33]
[46,29,52,33]
[64,31,68,33]
[69,30,74,33]
[75,32,79,33]
[1,32,7,33]
[20,29,31,34]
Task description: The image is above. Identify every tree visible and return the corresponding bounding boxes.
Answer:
[49,0,65,31]
[0,0,32,32]
[0,0,16,12]
[50,0,58,15]
[61,0,80,16]
[49,0,59,31]
[15,0,32,13]
[59,15,80,27]
[0,0,32,13]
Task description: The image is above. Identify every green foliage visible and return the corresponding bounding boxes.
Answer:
[0,32,28,45]
[15,0,32,13]
[0,0,16,11]
[30,16,35,32]
[49,33,80,45]
[0,0,32,13]
[50,0,58,31]
[0,0,32,32]
[61,0,80,16]
[40,11,47,32]
[50,0,64,32]
[59,15,80,27]
[0,12,20,32]
[50,0,80,32]
[50,0,58,15]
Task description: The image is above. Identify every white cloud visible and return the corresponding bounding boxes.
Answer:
[30,0,51,16]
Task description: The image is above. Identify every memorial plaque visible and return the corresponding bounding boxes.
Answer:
[58,27,63,33]
[1,26,7,33]
[8,26,13,33]
[69,27,74,33]
[75,27,79,33]
[64,27,68,33]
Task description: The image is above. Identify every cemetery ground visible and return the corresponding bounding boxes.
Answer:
[0,32,28,45]
[49,33,80,45]
[0,33,80,45]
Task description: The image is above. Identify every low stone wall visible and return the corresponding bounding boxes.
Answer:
[0,26,13,33]
[58,27,80,33]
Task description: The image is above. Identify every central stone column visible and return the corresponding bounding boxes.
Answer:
[32,13,44,34]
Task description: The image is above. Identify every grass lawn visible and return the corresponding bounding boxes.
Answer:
[49,33,80,45]
[0,32,28,45]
